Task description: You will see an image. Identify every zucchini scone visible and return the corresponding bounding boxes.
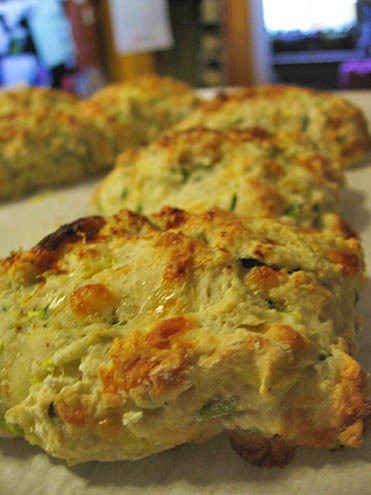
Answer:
[174,85,371,169]
[0,87,113,201]
[79,73,199,156]
[0,208,369,466]
[92,127,346,233]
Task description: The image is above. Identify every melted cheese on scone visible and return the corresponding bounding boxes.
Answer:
[174,85,371,168]
[92,127,344,232]
[0,208,368,465]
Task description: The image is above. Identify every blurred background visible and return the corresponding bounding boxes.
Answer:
[0,0,369,94]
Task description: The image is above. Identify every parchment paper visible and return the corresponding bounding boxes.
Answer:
[0,90,370,495]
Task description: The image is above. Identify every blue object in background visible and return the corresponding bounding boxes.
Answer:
[0,0,75,88]
[28,0,75,70]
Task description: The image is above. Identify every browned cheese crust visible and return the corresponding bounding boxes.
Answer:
[175,85,371,169]
[92,127,355,238]
[0,208,369,465]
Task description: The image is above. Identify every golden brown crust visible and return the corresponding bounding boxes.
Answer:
[0,208,368,465]
[327,249,361,276]
[175,85,371,168]
[333,359,371,447]
[57,397,90,429]
[101,317,195,399]
[70,284,116,319]
[0,88,113,200]
[321,213,359,239]
[80,73,199,157]
[265,324,307,352]
[92,127,344,234]
[91,73,196,102]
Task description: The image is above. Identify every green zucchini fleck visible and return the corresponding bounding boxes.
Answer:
[181,167,191,182]
[137,204,143,214]
[121,187,128,200]
[319,352,333,361]
[48,402,57,419]
[27,304,49,320]
[266,298,276,309]
[232,116,244,126]
[283,203,302,220]
[197,399,236,419]
[301,116,309,131]
[111,320,127,328]
[230,193,238,211]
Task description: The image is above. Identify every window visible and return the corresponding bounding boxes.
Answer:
[262,0,357,33]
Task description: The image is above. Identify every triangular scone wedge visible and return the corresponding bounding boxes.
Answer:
[0,208,369,465]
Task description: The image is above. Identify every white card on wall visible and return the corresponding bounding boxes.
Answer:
[109,0,174,54]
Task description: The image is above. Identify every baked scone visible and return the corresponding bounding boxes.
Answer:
[0,208,369,466]
[174,85,371,169]
[91,127,344,232]
[0,87,113,201]
[79,73,199,156]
